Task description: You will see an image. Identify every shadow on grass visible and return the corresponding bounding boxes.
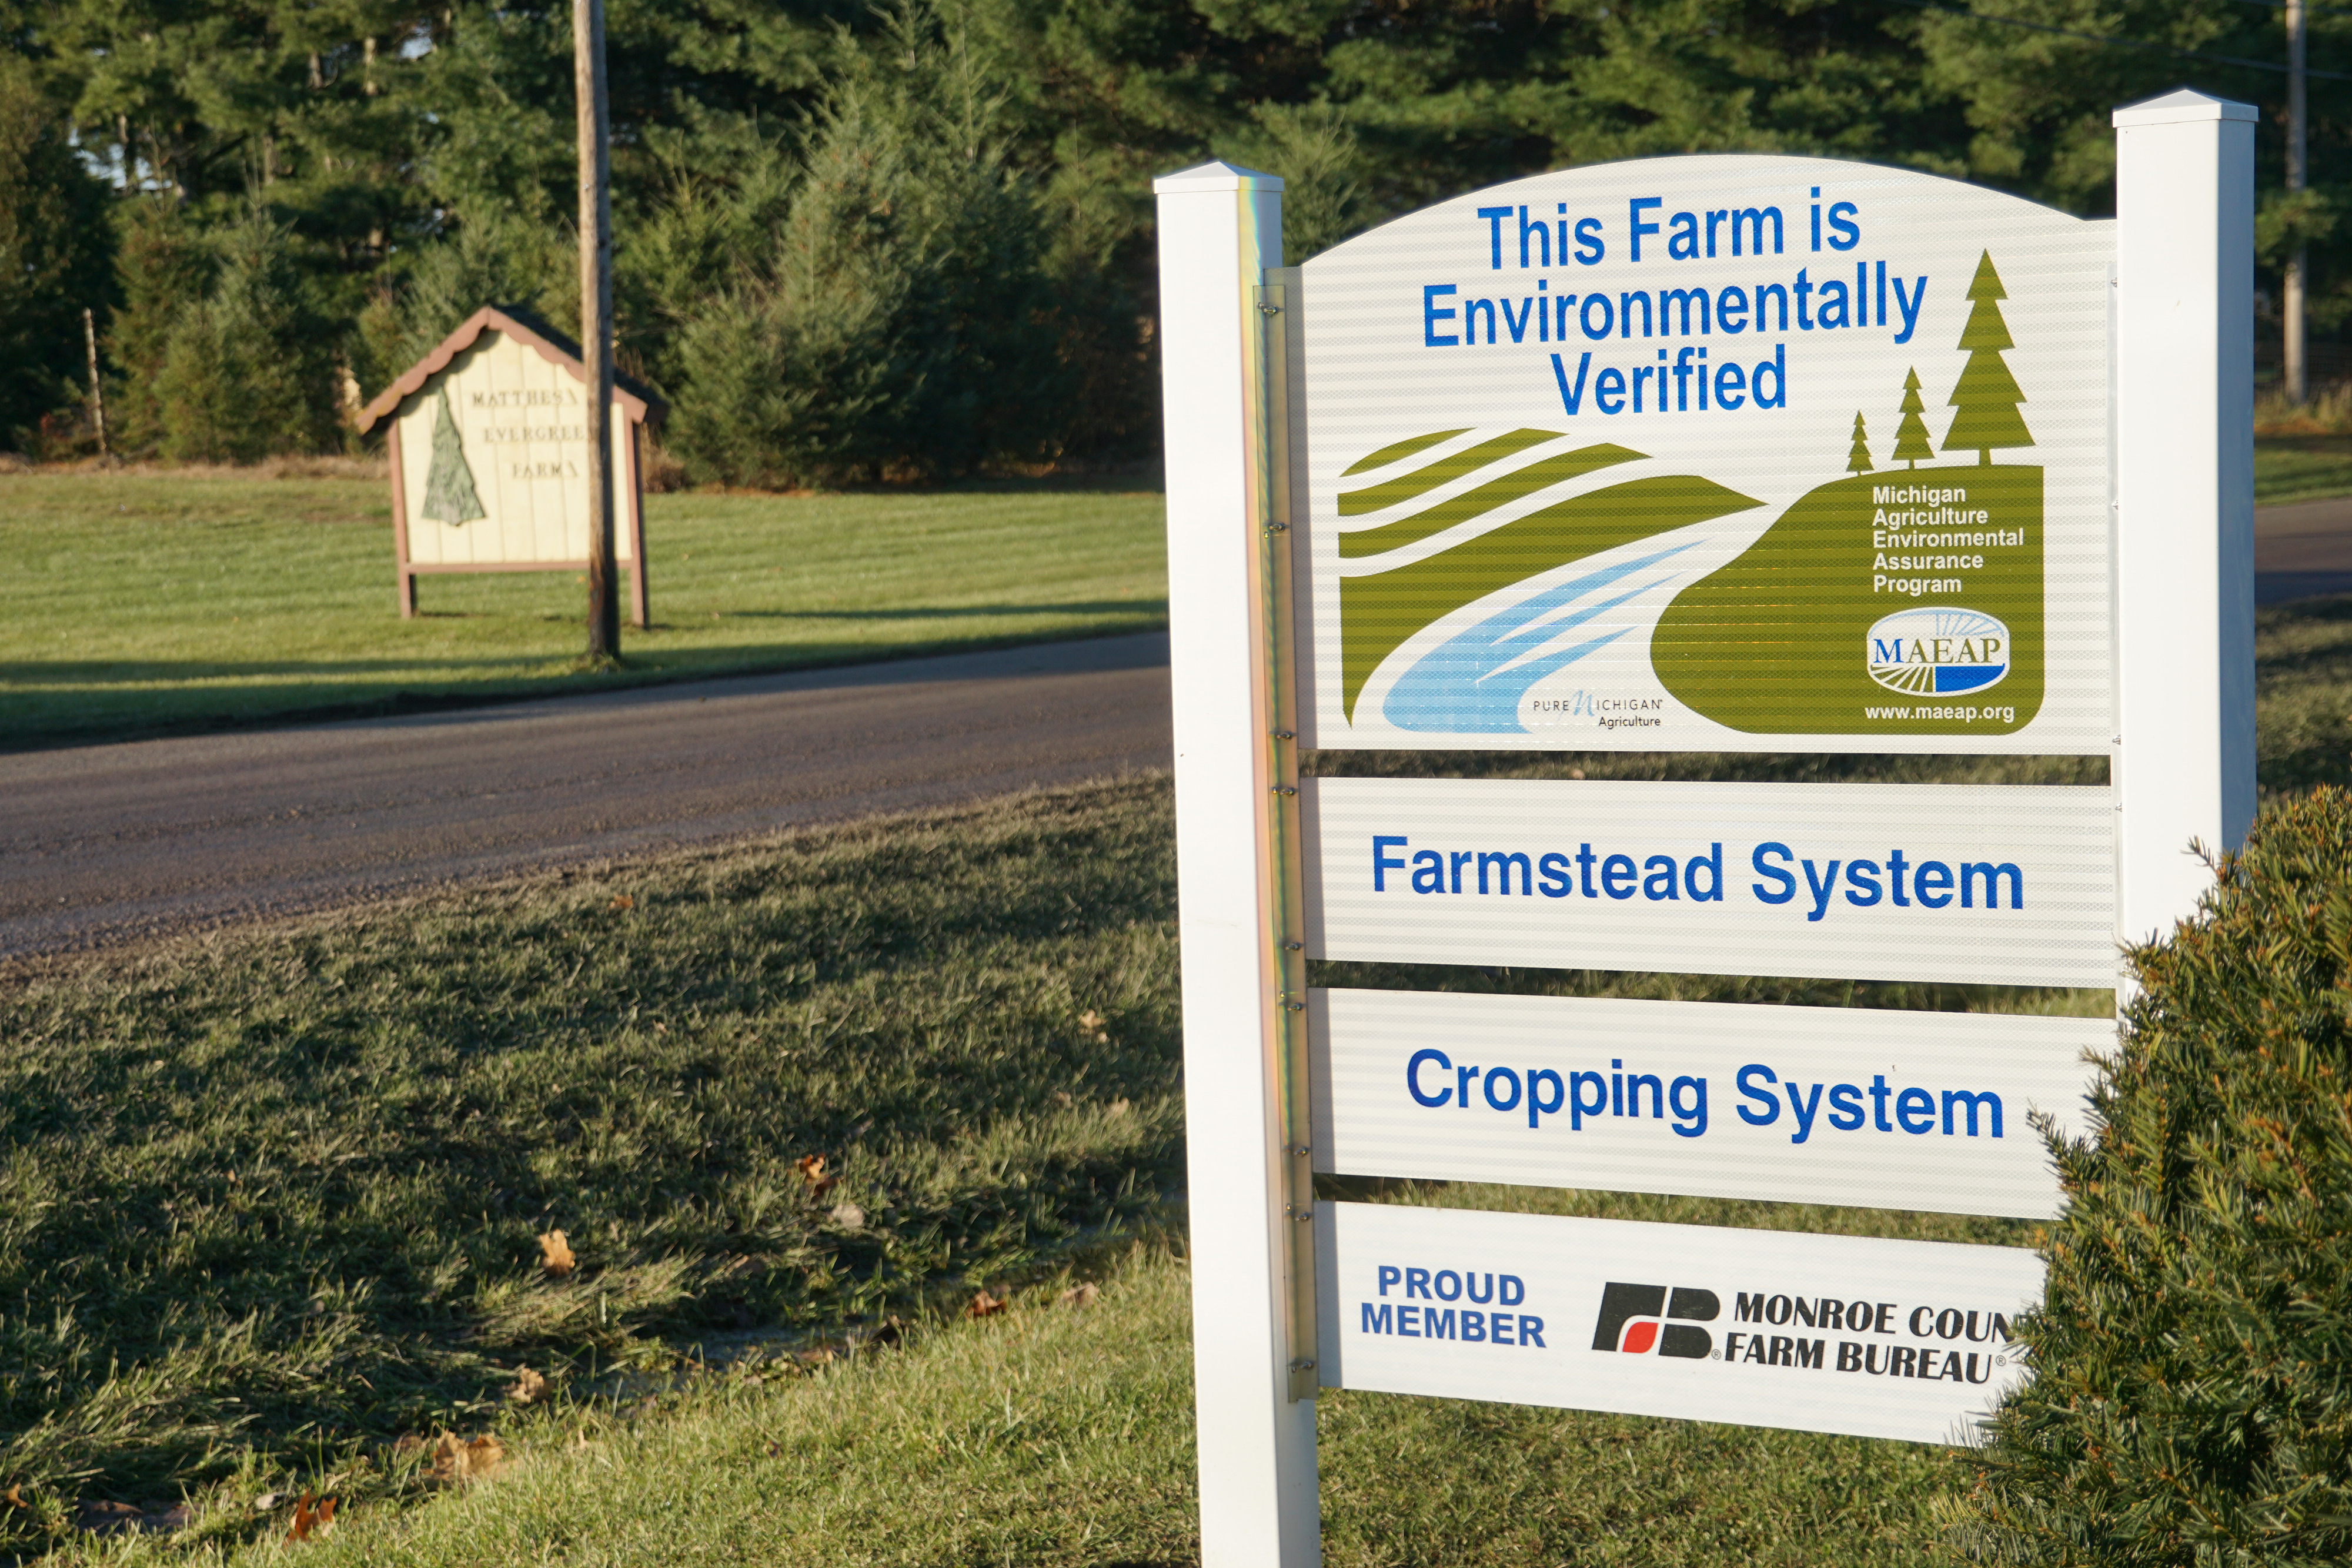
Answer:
[0,780,1189,1538]
[714,600,1165,622]
[0,610,1166,688]
[1,654,580,684]
[756,470,1167,499]
[0,625,1174,753]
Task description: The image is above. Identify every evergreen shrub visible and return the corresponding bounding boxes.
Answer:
[1949,788,2352,1564]
[666,1,1070,486]
[153,212,340,463]
[107,198,212,457]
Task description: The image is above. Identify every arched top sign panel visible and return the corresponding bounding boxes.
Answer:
[1294,154,2113,753]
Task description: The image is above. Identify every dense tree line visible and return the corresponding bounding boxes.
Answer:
[0,0,2344,480]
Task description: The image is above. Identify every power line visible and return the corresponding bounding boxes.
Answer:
[1890,0,2352,80]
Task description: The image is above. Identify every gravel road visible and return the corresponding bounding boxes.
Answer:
[0,633,1172,961]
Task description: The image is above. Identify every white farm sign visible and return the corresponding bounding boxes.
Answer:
[1155,88,2255,1566]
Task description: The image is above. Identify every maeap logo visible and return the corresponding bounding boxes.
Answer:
[1591,1282,1720,1358]
[1866,608,2011,696]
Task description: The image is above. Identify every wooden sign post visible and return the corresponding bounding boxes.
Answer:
[1158,86,2254,1565]
[357,306,664,627]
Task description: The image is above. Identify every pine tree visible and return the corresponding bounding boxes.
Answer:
[153,208,339,462]
[1891,367,1935,467]
[108,199,211,457]
[1945,250,2033,464]
[1846,411,1872,474]
[420,386,485,524]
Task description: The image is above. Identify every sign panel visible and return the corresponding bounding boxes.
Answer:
[359,305,660,626]
[1314,1200,2042,1444]
[391,328,642,570]
[1311,989,2104,1218]
[1293,154,2112,754]
[1303,775,2117,988]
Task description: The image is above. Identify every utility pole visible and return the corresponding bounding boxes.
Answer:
[2287,0,2309,403]
[81,307,109,462]
[575,0,619,659]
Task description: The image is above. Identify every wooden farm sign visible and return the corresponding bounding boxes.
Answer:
[357,306,664,625]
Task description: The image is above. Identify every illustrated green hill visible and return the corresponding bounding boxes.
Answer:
[1337,432,1761,720]
[1651,464,2044,734]
[1653,249,2044,737]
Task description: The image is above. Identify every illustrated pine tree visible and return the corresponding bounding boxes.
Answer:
[1846,411,1873,474]
[420,384,486,524]
[1891,367,1936,467]
[1945,251,2033,464]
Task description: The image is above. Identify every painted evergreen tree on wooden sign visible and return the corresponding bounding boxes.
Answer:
[1892,368,1936,468]
[422,385,486,524]
[1945,252,2033,464]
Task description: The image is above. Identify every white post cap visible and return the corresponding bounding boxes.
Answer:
[2113,87,2259,128]
[1154,159,1285,195]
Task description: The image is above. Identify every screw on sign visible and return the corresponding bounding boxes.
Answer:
[1155,88,2254,1564]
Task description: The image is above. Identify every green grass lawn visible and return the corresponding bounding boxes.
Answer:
[0,469,1166,750]
[129,1243,1984,1568]
[2254,433,2352,504]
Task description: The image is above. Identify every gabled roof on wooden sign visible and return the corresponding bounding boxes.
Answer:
[356,305,669,434]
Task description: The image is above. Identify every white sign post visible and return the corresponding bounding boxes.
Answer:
[1154,161,1319,1567]
[2113,92,2258,947]
[1157,88,2253,1567]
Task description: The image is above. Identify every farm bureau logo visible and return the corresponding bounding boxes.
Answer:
[1866,607,2010,696]
[1590,1282,1719,1358]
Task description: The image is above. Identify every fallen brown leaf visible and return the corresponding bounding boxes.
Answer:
[966,1289,1007,1319]
[1057,1282,1100,1309]
[509,1368,549,1405]
[609,894,634,911]
[286,1493,335,1542]
[1106,1098,1131,1117]
[537,1229,575,1277]
[426,1433,509,1485]
[794,1154,839,1199]
[1078,1010,1103,1031]
[2,1486,20,1509]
